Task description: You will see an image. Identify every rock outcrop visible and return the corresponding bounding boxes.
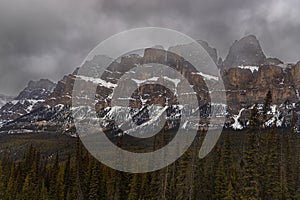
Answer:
[223,35,283,69]
[0,79,56,123]
[1,36,299,134]
[224,35,266,68]
[197,40,218,64]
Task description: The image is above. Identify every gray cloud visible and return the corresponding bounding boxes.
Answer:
[0,0,299,95]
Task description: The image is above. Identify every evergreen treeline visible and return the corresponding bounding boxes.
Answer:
[0,130,300,200]
[0,92,300,199]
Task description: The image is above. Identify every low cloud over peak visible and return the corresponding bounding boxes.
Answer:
[0,0,299,95]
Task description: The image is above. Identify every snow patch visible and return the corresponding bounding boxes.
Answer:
[163,76,181,86]
[238,65,259,73]
[191,72,219,81]
[295,89,300,100]
[77,75,117,88]
[231,108,245,130]
[131,77,159,85]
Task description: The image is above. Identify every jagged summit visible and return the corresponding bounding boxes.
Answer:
[15,79,56,100]
[223,35,267,68]
[223,35,284,69]
[197,40,218,64]
[0,36,299,134]
[0,79,56,123]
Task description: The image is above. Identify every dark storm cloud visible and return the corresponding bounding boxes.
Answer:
[0,0,299,95]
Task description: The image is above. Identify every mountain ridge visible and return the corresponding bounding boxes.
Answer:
[1,35,299,135]
[0,79,56,125]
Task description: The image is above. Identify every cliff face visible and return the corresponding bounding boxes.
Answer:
[197,40,218,65]
[223,35,283,69]
[291,61,300,90]
[223,35,266,68]
[1,36,300,134]
[222,65,298,111]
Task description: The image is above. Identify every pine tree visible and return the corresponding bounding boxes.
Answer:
[40,179,49,200]
[0,165,6,200]
[128,174,140,200]
[262,90,272,125]
[63,155,71,199]
[139,173,151,199]
[6,163,17,200]
[241,132,261,200]
[262,129,281,199]
[21,170,35,200]
[294,153,300,199]
[88,159,101,200]
[224,181,235,200]
[49,153,60,200]
[285,132,297,199]
[249,107,260,129]
[56,165,65,200]
[214,160,227,199]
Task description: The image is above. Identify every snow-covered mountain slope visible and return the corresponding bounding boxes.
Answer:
[0,49,221,136]
[1,37,300,136]
[0,79,56,125]
[228,101,300,130]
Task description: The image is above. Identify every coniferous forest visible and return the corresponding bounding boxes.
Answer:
[0,93,300,200]
[1,0,300,198]
[0,128,300,199]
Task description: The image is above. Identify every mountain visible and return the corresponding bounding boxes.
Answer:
[0,71,76,134]
[222,61,300,129]
[0,79,56,126]
[0,94,13,108]
[15,79,55,100]
[197,40,219,65]
[223,35,283,69]
[0,48,215,135]
[1,35,299,135]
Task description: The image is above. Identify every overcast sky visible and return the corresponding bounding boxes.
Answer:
[0,0,299,95]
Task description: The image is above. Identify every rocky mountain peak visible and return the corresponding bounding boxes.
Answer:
[223,35,267,68]
[0,36,299,134]
[197,40,218,64]
[15,79,56,100]
[0,79,56,123]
